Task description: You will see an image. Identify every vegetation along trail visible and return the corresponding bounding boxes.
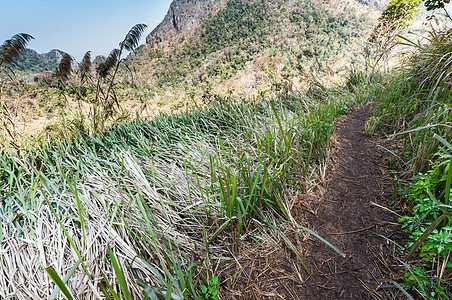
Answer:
[226,106,401,299]
[271,107,394,299]
[297,107,398,299]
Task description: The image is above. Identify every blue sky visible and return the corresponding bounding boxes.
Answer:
[0,0,173,61]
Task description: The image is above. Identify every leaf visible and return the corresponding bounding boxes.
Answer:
[211,289,218,297]
[45,266,74,300]
[276,229,310,274]
[300,226,346,258]
[201,285,208,294]
[444,159,452,206]
[386,280,414,300]
[109,247,132,300]
[165,284,172,300]
[143,287,159,300]
[207,219,231,245]
[98,283,113,300]
[49,257,83,299]
[435,134,452,153]
[406,213,450,260]
[395,257,426,294]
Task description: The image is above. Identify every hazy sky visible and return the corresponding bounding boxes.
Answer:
[0,0,173,61]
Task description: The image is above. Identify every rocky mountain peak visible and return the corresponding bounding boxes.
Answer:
[146,0,226,46]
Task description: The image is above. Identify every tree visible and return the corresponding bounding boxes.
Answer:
[424,0,452,20]
[363,0,422,74]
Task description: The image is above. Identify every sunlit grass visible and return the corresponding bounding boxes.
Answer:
[369,27,452,299]
[368,29,452,174]
[0,87,371,298]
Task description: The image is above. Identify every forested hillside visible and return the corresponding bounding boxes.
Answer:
[10,48,64,73]
[130,0,383,98]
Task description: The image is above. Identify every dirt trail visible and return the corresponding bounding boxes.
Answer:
[296,107,398,299]
[221,108,403,300]
[224,107,400,299]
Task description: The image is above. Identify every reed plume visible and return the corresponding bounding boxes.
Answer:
[0,33,34,65]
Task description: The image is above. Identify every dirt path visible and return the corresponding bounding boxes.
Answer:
[224,107,400,299]
[295,107,398,299]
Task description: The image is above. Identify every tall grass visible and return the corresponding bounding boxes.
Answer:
[368,27,452,299]
[368,28,452,174]
[0,87,372,298]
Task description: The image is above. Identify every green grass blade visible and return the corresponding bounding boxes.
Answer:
[45,266,74,300]
[49,257,83,299]
[386,280,414,300]
[434,134,452,153]
[273,228,310,274]
[299,226,346,258]
[444,159,452,206]
[406,213,450,260]
[109,247,132,300]
[143,287,159,300]
[165,284,173,300]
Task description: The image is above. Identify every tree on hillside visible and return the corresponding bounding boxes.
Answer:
[424,0,452,19]
[363,0,422,73]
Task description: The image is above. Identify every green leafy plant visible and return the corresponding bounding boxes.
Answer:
[401,262,449,299]
[397,137,452,298]
[200,277,219,300]
[367,22,452,297]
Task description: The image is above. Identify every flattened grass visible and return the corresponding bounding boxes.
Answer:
[0,88,371,298]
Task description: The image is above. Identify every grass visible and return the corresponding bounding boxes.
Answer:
[0,84,373,298]
[367,29,452,174]
[368,27,452,299]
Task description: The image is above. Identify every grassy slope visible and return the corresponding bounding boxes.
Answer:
[0,84,377,298]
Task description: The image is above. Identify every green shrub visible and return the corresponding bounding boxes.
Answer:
[398,151,452,299]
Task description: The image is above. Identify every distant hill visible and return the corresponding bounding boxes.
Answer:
[129,0,389,100]
[12,48,65,73]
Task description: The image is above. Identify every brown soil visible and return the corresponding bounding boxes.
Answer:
[224,107,402,299]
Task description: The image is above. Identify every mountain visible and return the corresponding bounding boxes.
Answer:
[146,0,227,48]
[12,48,65,73]
[130,0,389,102]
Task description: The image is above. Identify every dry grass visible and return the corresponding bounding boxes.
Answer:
[0,86,373,298]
